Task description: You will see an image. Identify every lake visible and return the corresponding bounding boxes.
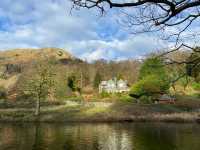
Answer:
[0,123,200,150]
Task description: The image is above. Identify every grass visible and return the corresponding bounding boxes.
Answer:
[0,93,199,123]
[0,99,200,123]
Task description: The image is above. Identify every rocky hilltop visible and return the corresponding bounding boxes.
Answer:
[0,48,73,65]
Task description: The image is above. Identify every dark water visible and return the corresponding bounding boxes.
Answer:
[0,123,200,150]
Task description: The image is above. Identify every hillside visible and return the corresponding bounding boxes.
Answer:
[0,48,73,65]
[0,48,74,96]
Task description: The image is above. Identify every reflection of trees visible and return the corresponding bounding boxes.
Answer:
[47,123,133,150]
[0,124,35,150]
[31,123,177,150]
[1,123,200,150]
[118,123,200,150]
[172,124,200,150]
[32,124,40,150]
[63,124,133,150]
[131,123,177,150]
[0,126,16,149]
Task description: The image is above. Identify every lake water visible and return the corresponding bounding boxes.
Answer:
[0,123,200,150]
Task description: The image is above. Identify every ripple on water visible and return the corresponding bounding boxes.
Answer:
[0,123,200,150]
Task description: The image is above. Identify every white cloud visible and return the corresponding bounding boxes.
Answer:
[0,0,186,61]
[65,34,168,61]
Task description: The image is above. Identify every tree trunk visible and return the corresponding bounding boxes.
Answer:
[35,98,40,116]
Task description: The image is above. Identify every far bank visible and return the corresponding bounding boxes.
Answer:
[0,100,200,123]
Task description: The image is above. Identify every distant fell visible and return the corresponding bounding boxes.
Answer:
[0,48,73,64]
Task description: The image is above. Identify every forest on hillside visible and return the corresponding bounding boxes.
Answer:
[0,48,140,102]
[0,48,198,107]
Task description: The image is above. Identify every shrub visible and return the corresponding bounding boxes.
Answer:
[130,75,170,103]
[118,94,134,102]
[140,95,152,104]
[192,82,200,91]
[130,56,170,103]
[130,75,169,96]
[100,91,111,98]
[93,71,102,89]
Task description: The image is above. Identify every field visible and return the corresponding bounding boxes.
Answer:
[0,95,199,123]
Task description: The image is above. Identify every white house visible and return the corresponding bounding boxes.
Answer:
[99,78,130,93]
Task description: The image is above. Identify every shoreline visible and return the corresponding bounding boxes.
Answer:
[0,102,200,123]
[0,112,200,124]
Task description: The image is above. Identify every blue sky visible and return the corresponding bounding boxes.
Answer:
[0,0,195,61]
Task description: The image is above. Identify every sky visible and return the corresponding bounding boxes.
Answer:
[0,0,196,62]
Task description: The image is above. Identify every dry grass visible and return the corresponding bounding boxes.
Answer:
[0,101,200,123]
[0,75,19,89]
[0,48,72,65]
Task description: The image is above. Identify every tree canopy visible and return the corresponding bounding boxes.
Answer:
[139,57,166,80]
[130,57,169,99]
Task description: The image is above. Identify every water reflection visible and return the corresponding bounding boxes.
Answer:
[0,123,200,150]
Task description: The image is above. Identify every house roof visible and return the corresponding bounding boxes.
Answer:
[100,81,107,85]
[100,78,128,87]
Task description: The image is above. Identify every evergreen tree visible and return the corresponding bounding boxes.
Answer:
[130,57,169,100]
[139,57,166,80]
[67,75,77,92]
[93,72,102,89]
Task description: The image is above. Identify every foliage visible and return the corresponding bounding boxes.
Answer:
[67,75,77,92]
[130,57,169,101]
[100,91,111,98]
[192,82,200,91]
[139,95,152,104]
[139,57,166,80]
[179,76,192,90]
[130,75,169,97]
[19,60,56,115]
[118,94,133,102]
[186,51,200,82]
[23,62,55,100]
[54,71,71,100]
[67,74,81,93]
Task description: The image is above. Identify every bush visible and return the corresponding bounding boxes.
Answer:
[130,56,170,103]
[140,95,152,104]
[118,94,134,102]
[130,75,170,97]
[100,91,111,98]
[192,82,200,90]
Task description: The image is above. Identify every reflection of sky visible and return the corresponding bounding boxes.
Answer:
[0,0,199,61]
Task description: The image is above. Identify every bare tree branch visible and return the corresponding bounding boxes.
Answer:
[71,0,200,42]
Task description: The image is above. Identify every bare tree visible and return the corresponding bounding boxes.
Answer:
[71,0,200,41]
[71,0,200,81]
[20,60,56,116]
